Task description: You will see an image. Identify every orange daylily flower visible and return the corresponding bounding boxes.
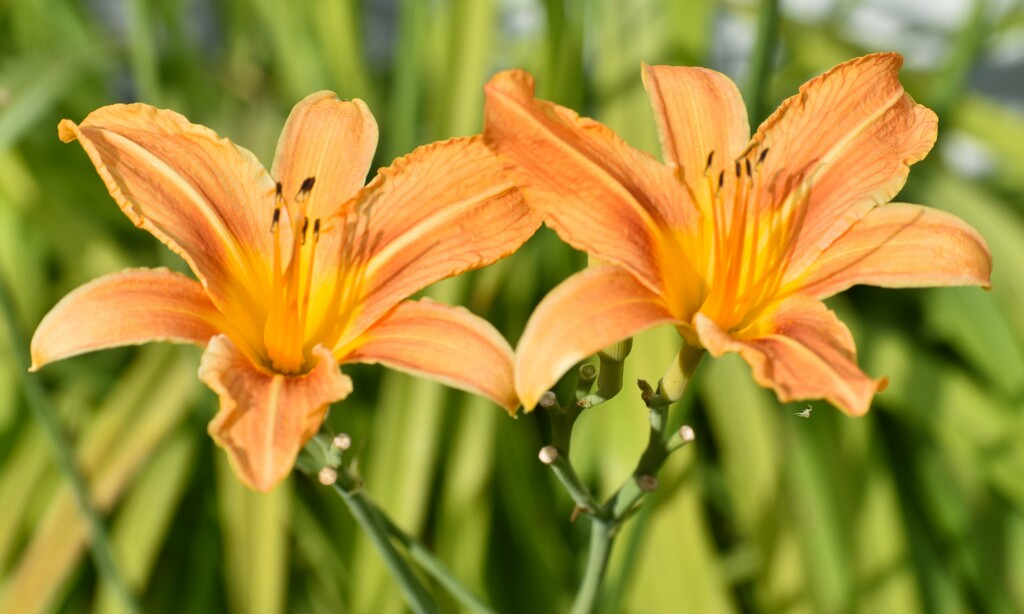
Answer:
[484,53,992,415]
[32,92,539,491]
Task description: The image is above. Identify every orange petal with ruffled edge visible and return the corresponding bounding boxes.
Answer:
[271,91,379,221]
[515,265,681,411]
[318,135,537,349]
[790,203,992,299]
[750,53,938,275]
[484,69,693,294]
[641,63,750,185]
[200,335,353,492]
[59,105,276,347]
[30,268,222,370]
[340,298,518,414]
[695,297,884,416]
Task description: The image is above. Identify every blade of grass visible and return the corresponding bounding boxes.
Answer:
[0,277,139,614]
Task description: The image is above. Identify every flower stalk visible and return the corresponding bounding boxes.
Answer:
[538,347,703,613]
[298,432,495,614]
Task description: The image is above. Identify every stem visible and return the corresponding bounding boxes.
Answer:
[554,344,704,613]
[545,449,605,516]
[0,280,141,614]
[745,0,781,126]
[570,519,614,614]
[331,471,437,614]
[378,514,497,614]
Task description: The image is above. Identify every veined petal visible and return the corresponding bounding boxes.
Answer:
[31,268,222,370]
[641,63,750,184]
[791,203,992,299]
[59,105,276,345]
[314,136,537,349]
[694,297,883,416]
[483,69,694,293]
[515,265,680,411]
[340,298,518,414]
[271,92,379,220]
[200,335,353,492]
[749,53,938,274]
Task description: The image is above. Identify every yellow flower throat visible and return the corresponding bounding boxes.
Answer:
[264,178,322,374]
[672,147,811,339]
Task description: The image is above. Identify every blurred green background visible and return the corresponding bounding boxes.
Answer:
[2,0,1024,612]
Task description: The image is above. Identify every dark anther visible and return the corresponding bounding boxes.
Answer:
[297,177,316,201]
[735,160,742,178]
[275,181,283,197]
[758,148,769,164]
[301,217,309,244]
[705,150,715,173]
[313,219,321,242]
[717,170,725,190]
[270,208,280,232]
[745,158,753,177]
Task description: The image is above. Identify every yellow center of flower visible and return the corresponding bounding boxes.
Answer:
[670,148,811,339]
[263,178,323,374]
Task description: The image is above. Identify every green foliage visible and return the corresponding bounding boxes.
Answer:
[2,0,1023,612]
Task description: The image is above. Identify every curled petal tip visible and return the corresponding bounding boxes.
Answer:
[57,119,78,143]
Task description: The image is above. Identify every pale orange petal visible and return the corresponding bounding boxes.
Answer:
[199,335,353,492]
[790,203,992,299]
[515,265,681,411]
[340,298,518,414]
[749,53,938,275]
[641,63,750,185]
[483,69,694,293]
[312,135,537,349]
[59,106,275,346]
[271,92,379,220]
[694,297,883,416]
[31,268,222,370]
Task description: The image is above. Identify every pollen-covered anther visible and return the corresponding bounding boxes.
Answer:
[296,176,316,202]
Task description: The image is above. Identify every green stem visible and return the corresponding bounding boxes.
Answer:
[545,448,605,517]
[558,344,704,613]
[331,470,438,614]
[570,519,614,614]
[0,279,141,614]
[378,513,497,614]
[745,0,781,125]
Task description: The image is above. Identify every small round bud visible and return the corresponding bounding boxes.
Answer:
[538,446,560,465]
[332,433,352,451]
[538,391,558,409]
[578,363,598,380]
[318,467,338,486]
[679,425,696,443]
[637,474,659,492]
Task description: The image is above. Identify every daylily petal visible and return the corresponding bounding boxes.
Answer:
[749,53,938,274]
[340,298,518,414]
[694,297,883,416]
[792,203,993,299]
[30,268,222,370]
[641,63,750,184]
[483,69,694,293]
[59,105,276,345]
[315,135,537,349]
[515,265,681,411]
[271,92,379,220]
[200,335,353,492]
